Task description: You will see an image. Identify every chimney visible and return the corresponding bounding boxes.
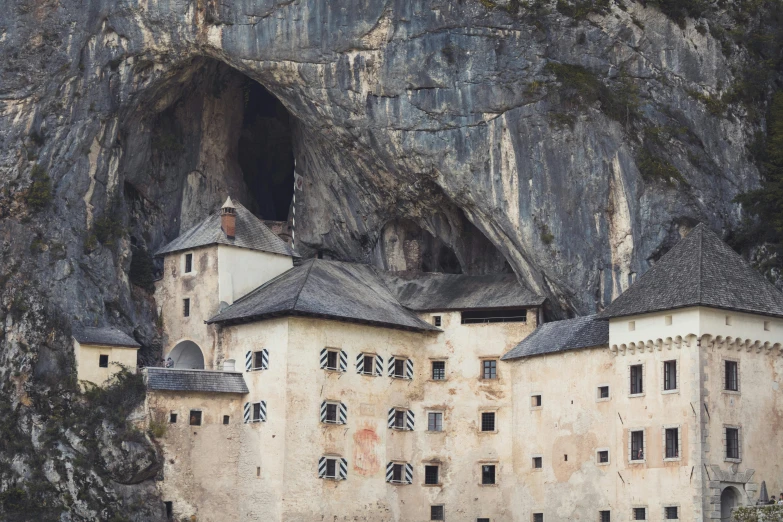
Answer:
[221,197,236,239]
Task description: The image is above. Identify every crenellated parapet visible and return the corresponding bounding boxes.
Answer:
[609,334,783,357]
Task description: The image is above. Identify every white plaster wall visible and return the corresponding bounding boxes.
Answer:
[216,245,293,306]
[74,340,138,386]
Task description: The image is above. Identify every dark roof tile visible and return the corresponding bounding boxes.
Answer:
[145,368,249,394]
[501,315,608,360]
[72,326,140,348]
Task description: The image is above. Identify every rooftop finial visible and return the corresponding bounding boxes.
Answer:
[222,196,235,210]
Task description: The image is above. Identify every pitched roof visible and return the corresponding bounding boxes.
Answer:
[501,315,608,360]
[599,223,783,319]
[379,272,545,311]
[155,200,296,258]
[207,259,439,332]
[72,326,141,348]
[145,368,249,394]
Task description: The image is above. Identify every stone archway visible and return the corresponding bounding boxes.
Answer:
[167,341,205,369]
[721,486,741,521]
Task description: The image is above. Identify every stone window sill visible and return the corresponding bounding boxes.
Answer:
[663,457,682,462]
[628,459,646,465]
[629,393,645,398]
[722,390,741,395]
[724,457,742,463]
[661,389,679,395]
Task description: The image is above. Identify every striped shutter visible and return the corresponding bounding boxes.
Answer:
[245,351,252,372]
[405,359,414,380]
[258,401,267,422]
[356,353,364,374]
[375,355,383,376]
[260,349,269,370]
[387,408,396,429]
[243,402,250,423]
[406,409,415,431]
[338,402,347,425]
[388,356,395,377]
[320,401,327,423]
[339,458,348,480]
[318,457,326,478]
[319,348,328,369]
[404,463,413,484]
[385,461,394,482]
[339,350,348,372]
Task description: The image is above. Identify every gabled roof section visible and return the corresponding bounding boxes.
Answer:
[72,326,141,348]
[501,315,608,360]
[379,272,545,312]
[145,368,249,394]
[599,223,783,319]
[207,260,439,332]
[155,200,296,257]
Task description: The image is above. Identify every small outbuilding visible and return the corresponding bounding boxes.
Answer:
[72,326,140,387]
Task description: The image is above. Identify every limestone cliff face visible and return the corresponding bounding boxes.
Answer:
[0,0,773,519]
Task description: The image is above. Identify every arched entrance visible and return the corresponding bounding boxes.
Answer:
[167,341,205,369]
[721,486,740,521]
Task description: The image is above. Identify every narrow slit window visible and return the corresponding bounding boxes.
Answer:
[725,360,739,391]
[663,360,677,391]
[184,253,193,273]
[726,427,740,459]
[665,428,679,459]
[630,364,643,394]
[631,430,644,461]
[183,298,190,317]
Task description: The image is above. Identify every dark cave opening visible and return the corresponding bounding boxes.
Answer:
[238,81,295,222]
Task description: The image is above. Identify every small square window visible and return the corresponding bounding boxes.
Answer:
[663,360,677,391]
[628,321,635,332]
[600,511,610,522]
[223,415,230,425]
[362,355,374,375]
[189,410,202,426]
[184,253,193,273]
[598,450,609,463]
[634,507,646,520]
[531,394,542,407]
[431,361,446,380]
[183,298,191,317]
[482,359,498,380]
[99,354,109,368]
[598,386,610,399]
[481,464,496,485]
[764,320,771,331]
[428,412,443,432]
[726,315,732,326]
[431,505,444,521]
[665,506,678,519]
[481,412,496,432]
[169,412,177,423]
[665,315,672,326]
[326,351,338,370]
[425,465,439,485]
[532,456,542,469]
[533,514,544,522]
[433,315,442,327]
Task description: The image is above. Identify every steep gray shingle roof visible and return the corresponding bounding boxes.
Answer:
[501,315,608,360]
[599,223,783,319]
[145,368,249,394]
[155,201,296,258]
[380,272,545,311]
[207,259,439,332]
[72,326,140,348]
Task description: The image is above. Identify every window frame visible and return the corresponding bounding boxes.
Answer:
[433,315,442,327]
[479,410,497,433]
[361,354,375,375]
[596,384,610,402]
[480,463,497,486]
[325,458,338,480]
[599,511,611,522]
[222,415,230,425]
[723,358,740,394]
[663,425,681,461]
[325,350,339,371]
[480,358,499,380]
[324,401,340,424]
[189,409,202,426]
[663,505,679,520]
[629,428,646,463]
[427,411,444,432]
[183,298,191,318]
[183,252,193,274]
[633,507,647,520]
[430,505,445,521]
[530,394,542,410]
[99,354,109,368]
[391,357,408,379]
[662,359,678,393]
[532,514,544,522]
[424,464,441,486]
[596,448,610,466]
[169,412,178,424]
[430,359,447,381]
[252,350,267,371]
[532,455,543,471]
[724,425,741,462]
[629,363,645,396]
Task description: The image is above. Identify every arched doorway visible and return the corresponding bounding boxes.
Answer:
[167,341,205,369]
[721,486,740,521]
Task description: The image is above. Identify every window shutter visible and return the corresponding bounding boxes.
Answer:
[356,353,364,374]
[385,462,394,483]
[404,463,413,484]
[320,401,327,423]
[406,409,415,431]
[338,402,347,425]
[405,359,414,379]
[259,400,267,422]
[375,355,383,376]
[339,458,348,480]
[318,457,326,479]
[388,356,395,376]
[261,349,269,370]
[387,408,395,429]
[339,350,348,372]
[243,402,251,423]
[245,351,252,372]
[319,348,328,369]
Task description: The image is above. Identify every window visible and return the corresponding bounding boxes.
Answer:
[325,403,338,423]
[597,385,610,400]
[394,358,405,377]
[223,415,230,425]
[394,410,405,429]
[244,401,267,423]
[252,403,263,422]
[184,253,193,273]
[431,361,446,380]
[164,501,173,518]
[388,407,413,430]
[663,360,677,391]
[386,461,412,484]
[665,315,672,326]
[481,412,496,432]
[319,456,347,480]
[764,320,771,331]
[99,354,109,368]
[356,353,381,376]
[321,348,347,372]
[597,450,609,464]
[253,350,267,370]
[183,298,190,317]
[665,428,679,459]
[461,308,527,324]
[482,359,498,379]
[726,427,740,460]
[630,364,643,395]
[362,355,374,375]
[634,507,646,520]
[389,356,413,379]
[189,410,202,426]
[481,464,496,485]
[326,350,338,370]
[532,456,542,469]
[600,511,610,522]
[725,315,732,326]
[391,463,403,482]
[531,394,542,407]
[433,315,442,327]
[431,505,444,521]
[628,321,635,331]
[326,459,336,479]
[725,360,739,391]
[630,430,644,461]
[424,465,439,485]
[665,506,678,519]
[533,515,544,522]
[428,412,443,432]
[169,412,177,423]
[478,519,491,522]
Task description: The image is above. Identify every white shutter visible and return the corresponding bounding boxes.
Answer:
[388,356,395,377]
[339,458,348,480]
[405,358,414,380]
[385,462,394,482]
[318,457,327,479]
[245,351,252,372]
[339,350,348,372]
[387,408,395,429]
[320,401,327,423]
[375,355,383,376]
[243,402,250,423]
[261,349,269,370]
[338,402,347,425]
[406,409,415,431]
[356,353,364,374]
[404,463,413,484]
[319,348,328,369]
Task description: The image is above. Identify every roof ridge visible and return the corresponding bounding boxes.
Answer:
[291,259,317,311]
[697,225,703,305]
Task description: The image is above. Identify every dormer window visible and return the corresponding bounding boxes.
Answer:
[184,253,193,273]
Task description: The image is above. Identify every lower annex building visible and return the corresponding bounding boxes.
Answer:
[127,198,782,521]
